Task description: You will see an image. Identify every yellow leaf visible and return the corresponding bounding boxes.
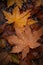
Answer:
[3,10,15,24]
[3,6,31,28]
[3,6,37,31]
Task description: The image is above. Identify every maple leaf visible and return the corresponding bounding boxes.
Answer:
[6,25,43,59]
[3,6,31,24]
[3,6,37,30]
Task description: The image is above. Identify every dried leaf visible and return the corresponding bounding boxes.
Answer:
[3,6,37,31]
[3,7,31,22]
[3,7,30,28]
[6,25,43,59]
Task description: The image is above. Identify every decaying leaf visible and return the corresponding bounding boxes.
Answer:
[6,25,43,59]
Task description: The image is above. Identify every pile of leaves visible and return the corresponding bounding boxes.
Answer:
[0,0,43,65]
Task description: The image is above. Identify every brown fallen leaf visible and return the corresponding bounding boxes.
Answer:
[6,24,43,59]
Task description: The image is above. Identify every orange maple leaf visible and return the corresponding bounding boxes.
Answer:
[6,25,43,59]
